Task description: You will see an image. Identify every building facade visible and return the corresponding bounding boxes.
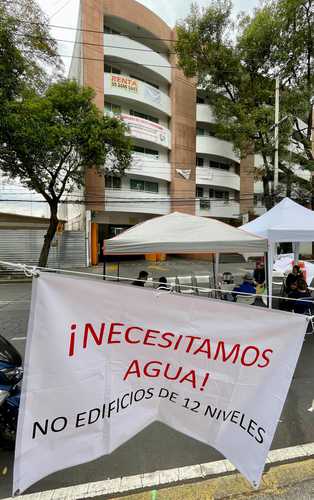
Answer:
[67,0,255,264]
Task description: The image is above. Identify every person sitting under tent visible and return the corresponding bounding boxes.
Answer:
[132,270,148,287]
[288,278,313,315]
[285,265,304,294]
[253,260,265,286]
[157,276,169,291]
[232,273,256,302]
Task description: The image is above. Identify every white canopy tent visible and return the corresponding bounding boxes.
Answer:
[103,212,267,255]
[103,212,267,289]
[241,197,314,306]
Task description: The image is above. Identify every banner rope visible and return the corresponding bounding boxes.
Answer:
[0,260,313,305]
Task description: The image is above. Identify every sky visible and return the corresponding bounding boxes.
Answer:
[37,0,260,73]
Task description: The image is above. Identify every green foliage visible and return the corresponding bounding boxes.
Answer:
[175,0,314,205]
[0,0,60,104]
[0,80,132,202]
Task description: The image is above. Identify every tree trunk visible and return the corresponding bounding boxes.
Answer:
[38,204,59,267]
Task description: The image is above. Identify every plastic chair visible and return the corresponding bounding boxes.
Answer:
[179,276,195,295]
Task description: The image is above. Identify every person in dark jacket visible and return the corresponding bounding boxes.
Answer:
[157,276,169,290]
[232,273,256,301]
[285,265,303,294]
[253,261,265,286]
[288,279,313,314]
[132,270,148,286]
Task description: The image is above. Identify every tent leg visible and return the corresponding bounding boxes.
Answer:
[267,242,274,309]
[265,252,269,308]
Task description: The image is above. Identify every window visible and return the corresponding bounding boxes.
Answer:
[197,96,205,104]
[210,160,230,171]
[196,187,204,198]
[130,179,159,193]
[209,189,230,201]
[196,127,205,136]
[145,181,159,193]
[130,109,159,124]
[132,146,159,157]
[104,102,121,115]
[130,74,159,89]
[104,63,121,74]
[104,25,120,35]
[196,156,204,167]
[105,176,121,189]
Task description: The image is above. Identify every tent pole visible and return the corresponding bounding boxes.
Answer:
[267,242,274,309]
[212,254,216,298]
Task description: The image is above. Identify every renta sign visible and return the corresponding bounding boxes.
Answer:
[13,274,306,494]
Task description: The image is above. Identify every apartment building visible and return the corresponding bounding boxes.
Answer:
[66,0,256,263]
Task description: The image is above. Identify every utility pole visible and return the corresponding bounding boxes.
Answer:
[273,77,280,192]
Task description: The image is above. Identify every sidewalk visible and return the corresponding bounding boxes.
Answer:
[112,459,314,500]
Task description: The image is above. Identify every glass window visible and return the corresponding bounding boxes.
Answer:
[104,63,121,74]
[132,146,159,157]
[196,187,204,198]
[130,74,159,89]
[130,109,159,124]
[196,157,204,167]
[197,96,205,104]
[209,189,230,200]
[106,176,121,189]
[145,181,159,193]
[130,179,145,191]
[196,127,205,136]
[104,25,120,35]
[104,102,121,115]
[130,179,159,193]
[210,161,230,170]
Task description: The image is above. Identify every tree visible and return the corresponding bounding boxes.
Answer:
[239,0,313,205]
[0,80,132,266]
[175,0,313,211]
[175,1,289,211]
[0,0,60,105]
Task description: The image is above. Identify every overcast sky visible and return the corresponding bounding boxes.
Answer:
[37,0,260,73]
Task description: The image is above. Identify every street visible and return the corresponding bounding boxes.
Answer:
[0,270,313,498]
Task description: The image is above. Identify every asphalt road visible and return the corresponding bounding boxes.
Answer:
[0,279,313,499]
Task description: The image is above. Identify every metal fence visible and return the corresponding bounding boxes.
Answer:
[0,230,86,268]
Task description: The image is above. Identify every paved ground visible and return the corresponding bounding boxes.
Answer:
[0,257,313,498]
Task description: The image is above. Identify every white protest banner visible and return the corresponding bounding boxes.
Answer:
[14,273,306,494]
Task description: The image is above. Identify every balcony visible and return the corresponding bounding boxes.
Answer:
[120,113,171,150]
[196,167,240,191]
[196,199,240,219]
[105,188,170,215]
[196,104,216,124]
[197,136,239,163]
[104,34,171,83]
[126,154,171,182]
[104,73,171,116]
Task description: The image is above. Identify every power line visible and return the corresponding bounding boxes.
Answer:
[49,0,74,20]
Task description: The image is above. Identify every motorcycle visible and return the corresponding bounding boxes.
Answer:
[0,334,23,449]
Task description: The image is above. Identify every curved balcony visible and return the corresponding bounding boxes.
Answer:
[104,34,171,83]
[196,200,240,219]
[197,136,239,163]
[196,104,216,124]
[104,73,171,116]
[105,188,170,215]
[126,154,171,182]
[196,167,240,191]
[121,113,171,150]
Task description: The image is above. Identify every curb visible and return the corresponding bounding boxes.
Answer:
[0,279,32,284]
[5,442,314,500]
